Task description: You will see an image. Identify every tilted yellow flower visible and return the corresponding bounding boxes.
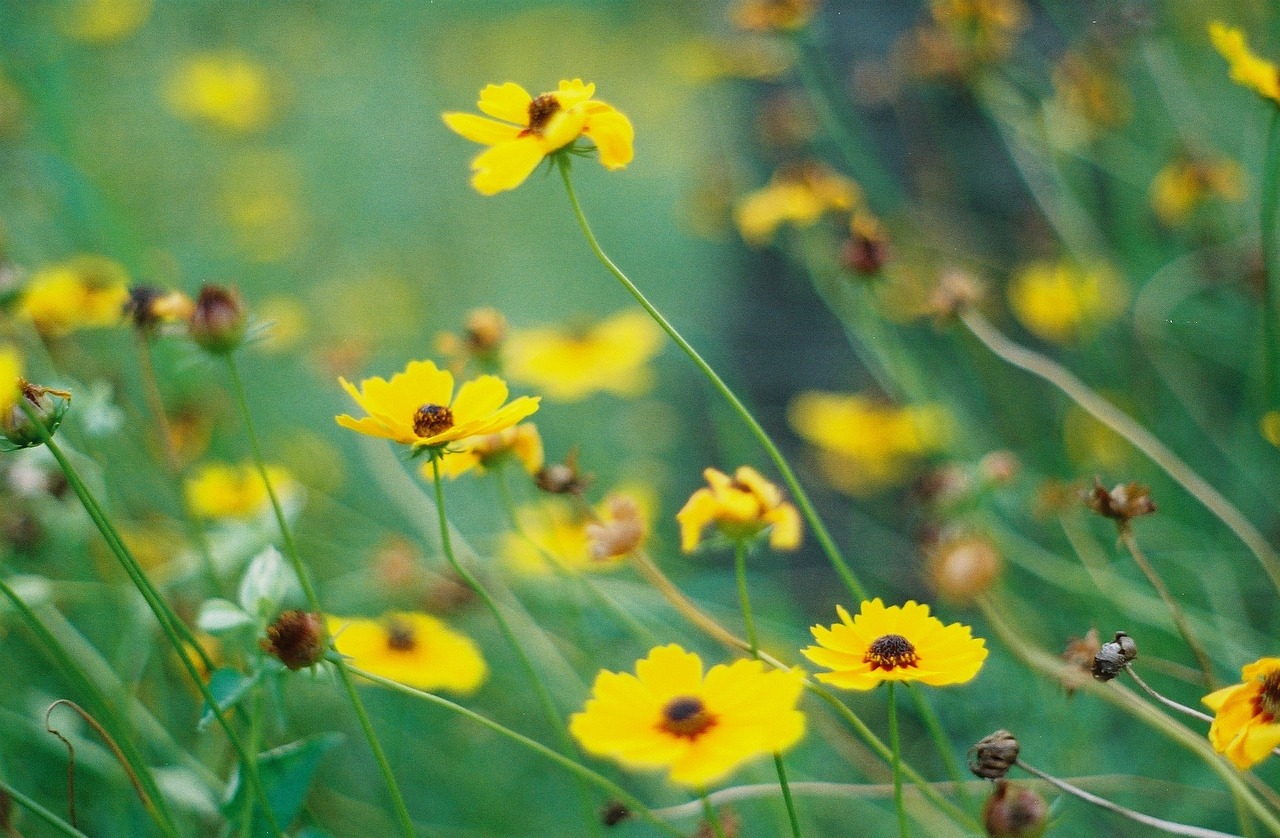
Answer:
[569,644,805,788]
[426,422,543,480]
[19,256,130,337]
[677,466,801,552]
[803,599,987,690]
[185,462,295,519]
[0,345,21,416]
[443,79,634,195]
[1209,22,1280,104]
[734,162,860,246]
[166,51,273,132]
[336,360,539,451]
[1006,259,1127,343]
[504,310,663,402]
[330,612,487,694]
[1203,657,1280,770]
[1149,157,1244,226]
[501,487,653,574]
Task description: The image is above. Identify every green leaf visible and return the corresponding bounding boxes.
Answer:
[226,733,344,836]
[197,668,257,731]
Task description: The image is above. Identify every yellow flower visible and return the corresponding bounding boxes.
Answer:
[569,644,805,788]
[336,360,539,451]
[731,0,817,32]
[1149,157,1245,226]
[1203,657,1280,769]
[425,422,544,480]
[330,612,487,695]
[1262,411,1280,447]
[1006,259,1127,343]
[58,0,152,43]
[734,163,860,246]
[1209,22,1280,104]
[0,345,21,416]
[929,0,1025,63]
[803,599,987,690]
[788,392,948,495]
[443,79,634,195]
[19,256,130,337]
[677,466,801,552]
[501,488,653,574]
[166,52,273,132]
[185,462,295,520]
[504,310,663,402]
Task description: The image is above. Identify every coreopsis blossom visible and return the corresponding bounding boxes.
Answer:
[335,360,539,452]
[57,0,151,43]
[787,392,949,495]
[185,462,295,520]
[1203,657,1280,769]
[1006,259,1127,343]
[443,80,634,195]
[569,644,805,788]
[803,599,987,690]
[732,0,818,32]
[166,51,273,132]
[504,310,663,402]
[676,466,801,552]
[330,612,487,694]
[1209,22,1280,104]
[425,422,543,480]
[19,256,130,337]
[0,346,20,416]
[1149,157,1244,226]
[734,163,860,246]
[501,488,652,574]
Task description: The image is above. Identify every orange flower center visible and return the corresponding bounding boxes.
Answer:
[385,619,418,652]
[523,94,561,136]
[414,404,454,438]
[865,633,919,672]
[659,696,717,739]
[1255,671,1280,721]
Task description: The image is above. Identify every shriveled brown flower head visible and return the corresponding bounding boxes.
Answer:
[1084,479,1156,527]
[927,268,984,321]
[261,610,326,670]
[1060,627,1101,696]
[586,495,646,561]
[1091,630,1138,682]
[969,729,1020,780]
[983,780,1048,838]
[535,448,592,495]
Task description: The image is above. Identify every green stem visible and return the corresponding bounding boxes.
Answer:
[222,355,415,838]
[556,157,867,601]
[887,683,909,838]
[700,791,729,838]
[904,684,972,810]
[428,455,600,836]
[0,775,89,838]
[343,663,685,837]
[1261,109,1280,410]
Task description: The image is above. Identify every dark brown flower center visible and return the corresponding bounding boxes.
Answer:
[659,696,717,739]
[386,619,417,652]
[413,404,454,438]
[524,94,561,135]
[865,633,919,672]
[1255,671,1280,722]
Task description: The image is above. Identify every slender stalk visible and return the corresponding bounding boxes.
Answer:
[904,684,972,809]
[1260,109,1280,409]
[700,791,729,838]
[0,775,88,838]
[887,683,910,837]
[733,541,803,838]
[222,355,414,838]
[342,663,685,837]
[1117,527,1215,689]
[557,156,867,602]
[1015,759,1242,838]
[1124,666,1213,724]
[959,307,1280,592]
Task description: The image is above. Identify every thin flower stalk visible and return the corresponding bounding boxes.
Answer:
[887,683,910,837]
[701,792,729,838]
[1262,110,1280,409]
[905,684,973,809]
[1124,665,1213,724]
[556,156,868,602]
[959,307,1280,592]
[0,775,88,838]
[341,662,686,838]
[222,355,414,838]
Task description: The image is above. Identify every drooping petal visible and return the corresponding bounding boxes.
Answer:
[477,82,532,123]
[583,103,635,169]
[442,112,523,146]
[470,138,549,196]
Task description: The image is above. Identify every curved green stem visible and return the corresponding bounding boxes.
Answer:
[700,791,729,838]
[222,354,414,838]
[343,663,684,837]
[887,683,910,838]
[556,157,867,601]
[0,775,88,838]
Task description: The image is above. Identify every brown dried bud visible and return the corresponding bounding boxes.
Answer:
[1091,630,1138,681]
[841,213,889,276]
[586,495,646,561]
[535,449,592,495]
[600,800,631,827]
[927,269,984,321]
[978,450,1020,486]
[927,534,1002,604]
[969,730,1020,780]
[260,610,326,670]
[189,284,247,355]
[1060,627,1100,696]
[915,464,972,508]
[464,307,507,354]
[1084,479,1156,526]
[983,780,1048,838]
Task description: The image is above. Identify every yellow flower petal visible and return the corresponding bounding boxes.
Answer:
[442,112,523,146]
[332,612,487,694]
[477,82,532,123]
[583,103,635,169]
[471,138,550,196]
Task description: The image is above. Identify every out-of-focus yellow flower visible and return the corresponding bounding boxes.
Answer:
[337,360,539,451]
[330,612,487,694]
[186,462,295,520]
[923,0,1026,66]
[19,256,130,337]
[0,345,21,416]
[731,0,817,32]
[1049,52,1131,138]
[569,644,805,788]
[734,163,860,246]
[113,518,184,573]
[1006,259,1127,343]
[220,151,307,262]
[1262,411,1280,447]
[788,392,949,495]
[803,599,987,690]
[427,422,543,480]
[502,487,653,574]
[256,295,308,352]
[676,466,801,552]
[667,38,793,83]
[1149,157,1245,226]
[166,52,273,132]
[443,79,634,195]
[58,0,151,44]
[435,307,508,372]
[504,310,663,402]
[1209,22,1280,104]
[1204,657,1280,769]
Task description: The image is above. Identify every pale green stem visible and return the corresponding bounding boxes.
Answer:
[0,775,88,838]
[1261,109,1280,409]
[904,684,972,810]
[342,663,685,837]
[556,156,868,602]
[222,355,413,838]
[700,791,729,838]
[887,683,910,838]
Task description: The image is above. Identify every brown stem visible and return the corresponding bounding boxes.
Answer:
[45,700,154,828]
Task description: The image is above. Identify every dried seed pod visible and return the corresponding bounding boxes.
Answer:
[1091,631,1138,681]
[969,729,1020,780]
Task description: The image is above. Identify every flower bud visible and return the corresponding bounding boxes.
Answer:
[586,495,646,561]
[927,269,984,321]
[260,610,326,670]
[1084,479,1156,526]
[969,730,1020,780]
[983,780,1047,838]
[1091,630,1137,681]
[189,284,247,354]
[927,534,1002,604]
[535,449,592,495]
[1,381,70,450]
